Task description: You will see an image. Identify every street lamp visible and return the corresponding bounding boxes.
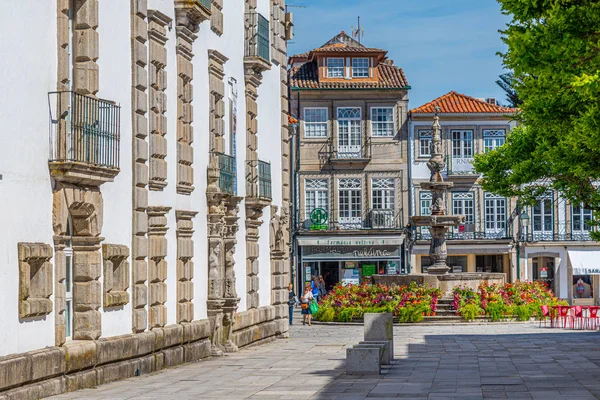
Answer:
[520,210,530,232]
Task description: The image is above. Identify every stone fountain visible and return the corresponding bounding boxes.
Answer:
[371,109,506,294]
[411,109,464,275]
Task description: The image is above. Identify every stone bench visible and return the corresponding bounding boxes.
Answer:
[346,347,381,375]
[358,341,390,365]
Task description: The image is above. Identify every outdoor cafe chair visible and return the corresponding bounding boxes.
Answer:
[539,305,551,328]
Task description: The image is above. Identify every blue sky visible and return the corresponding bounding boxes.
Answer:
[287,0,510,108]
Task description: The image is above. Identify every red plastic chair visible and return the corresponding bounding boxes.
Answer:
[539,305,550,328]
[571,306,584,329]
[558,306,570,328]
[586,307,599,330]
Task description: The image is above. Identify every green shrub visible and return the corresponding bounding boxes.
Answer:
[486,301,508,322]
[513,304,534,321]
[314,307,335,322]
[337,308,354,322]
[460,303,482,321]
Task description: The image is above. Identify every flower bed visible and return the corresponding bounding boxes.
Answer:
[453,281,567,321]
[314,282,441,323]
[313,281,565,323]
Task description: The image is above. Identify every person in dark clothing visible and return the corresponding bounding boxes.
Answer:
[288,283,296,325]
[318,275,327,298]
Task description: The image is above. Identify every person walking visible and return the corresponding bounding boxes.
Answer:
[301,283,314,326]
[318,275,327,298]
[311,276,320,302]
[288,283,296,326]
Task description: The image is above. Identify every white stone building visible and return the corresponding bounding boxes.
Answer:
[0,1,292,396]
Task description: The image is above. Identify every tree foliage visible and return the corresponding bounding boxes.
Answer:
[474,0,600,237]
[496,72,522,107]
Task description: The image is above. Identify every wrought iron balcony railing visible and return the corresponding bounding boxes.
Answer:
[415,228,511,241]
[318,138,372,166]
[296,208,401,231]
[245,12,270,62]
[213,152,236,195]
[366,209,399,229]
[247,159,272,200]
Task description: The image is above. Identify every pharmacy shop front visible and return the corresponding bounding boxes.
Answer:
[297,236,406,291]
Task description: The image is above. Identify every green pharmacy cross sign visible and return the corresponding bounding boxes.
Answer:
[309,208,328,230]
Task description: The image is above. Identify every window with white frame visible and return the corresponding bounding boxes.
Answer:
[451,130,474,158]
[483,129,506,152]
[572,203,593,233]
[418,130,432,157]
[452,192,474,224]
[303,108,328,138]
[338,178,362,227]
[484,193,506,235]
[327,57,344,78]
[352,58,369,77]
[370,107,394,137]
[372,178,395,210]
[337,107,362,157]
[305,179,328,220]
[532,194,553,236]
[420,191,432,216]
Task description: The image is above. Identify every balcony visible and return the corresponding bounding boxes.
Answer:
[48,91,120,186]
[415,228,511,241]
[244,12,271,73]
[524,222,595,242]
[174,0,212,32]
[212,152,236,195]
[296,208,401,231]
[318,138,372,169]
[247,160,272,200]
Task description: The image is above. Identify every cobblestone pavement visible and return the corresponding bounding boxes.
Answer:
[48,318,600,400]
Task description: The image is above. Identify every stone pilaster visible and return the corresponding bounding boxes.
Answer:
[270,0,287,66]
[148,206,170,328]
[269,205,290,336]
[210,0,224,36]
[245,198,270,309]
[18,243,53,319]
[176,210,198,323]
[175,27,197,195]
[72,236,103,340]
[73,0,99,95]
[208,50,228,153]
[131,0,150,333]
[53,236,67,346]
[148,10,171,191]
[102,244,130,308]
[56,0,70,92]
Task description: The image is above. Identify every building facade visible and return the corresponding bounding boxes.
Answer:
[409,92,600,305]
[289,32,410,290]
[0,0,292,397]
[408,92,518,277]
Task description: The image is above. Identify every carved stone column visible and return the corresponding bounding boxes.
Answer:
[270,205,290,336]
[206,158,226,356]
[222,196,243,352]
[176,210,198,324]
[148,206,170,328]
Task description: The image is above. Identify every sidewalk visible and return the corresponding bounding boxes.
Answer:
[47,321,600,399]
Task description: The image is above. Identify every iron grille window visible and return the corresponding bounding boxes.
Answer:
[327,58,344,78]
[418,130,432,157]
[305,179,328,220]
[483,129,506,152]
[48,91,121,168]
[370,107,394,137]
[304,108,328,137]
[246,12,270,61]
[352,58,369,77]
[258,160,272,199]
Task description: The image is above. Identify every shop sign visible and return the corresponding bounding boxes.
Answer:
[309,208,328,230]
[341,267,360,286]
[362,264,376,277]
[303,245,400,260]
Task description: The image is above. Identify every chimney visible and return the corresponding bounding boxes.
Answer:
[485,98,497,106]
[383,59,394,66]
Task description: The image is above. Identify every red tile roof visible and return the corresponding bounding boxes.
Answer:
[289,62,409,89]
[411,91,517,114]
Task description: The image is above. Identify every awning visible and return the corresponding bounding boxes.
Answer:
[297,235,404,246]
[569,250,600,275]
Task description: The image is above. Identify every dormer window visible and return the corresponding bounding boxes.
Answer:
[327,58,344,78]
[352,58,369,77]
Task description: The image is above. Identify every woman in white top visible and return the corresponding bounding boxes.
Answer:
[301,283,314,326]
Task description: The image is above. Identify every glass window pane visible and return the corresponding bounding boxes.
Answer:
[352,58,369,77]
[327,58,344,77]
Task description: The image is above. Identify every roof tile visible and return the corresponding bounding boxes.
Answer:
[289,62,409,89]
[410,91,517,114]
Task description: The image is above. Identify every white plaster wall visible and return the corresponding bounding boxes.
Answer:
[0,2,57,355]
[97,1,135,338]
[258,206,272,307]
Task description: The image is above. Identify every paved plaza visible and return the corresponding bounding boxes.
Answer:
[48,318,600,400]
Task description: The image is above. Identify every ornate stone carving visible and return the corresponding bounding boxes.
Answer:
[174,0,211,33]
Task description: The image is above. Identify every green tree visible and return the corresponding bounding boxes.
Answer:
[474,0,600,237]
[495,72,522,107]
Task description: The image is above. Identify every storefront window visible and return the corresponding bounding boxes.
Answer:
[476,255,503,273]
[573,275,593,299]
[447,256,468,273]
[533,257,555,294]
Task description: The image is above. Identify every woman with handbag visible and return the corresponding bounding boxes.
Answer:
[301,283,314,326]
